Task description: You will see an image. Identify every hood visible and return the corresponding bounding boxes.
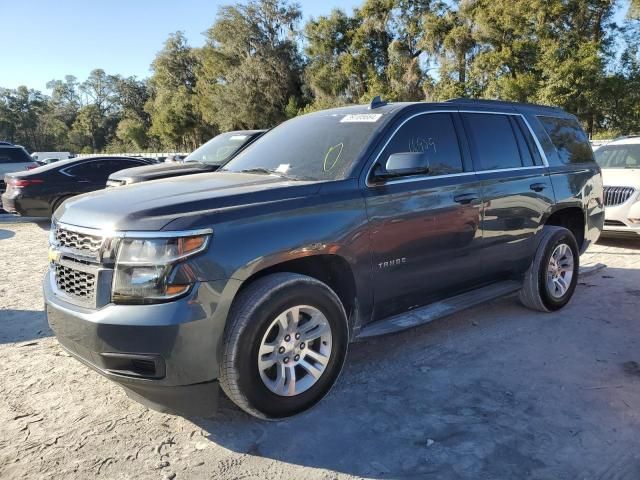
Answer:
[601,168,640,188]
[55,171,321,231]
[109,161,214,183]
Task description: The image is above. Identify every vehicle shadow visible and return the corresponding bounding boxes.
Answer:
[596,235,640,250]
[0,228,15,240]
[0,309,52,345]
[190,296,549,479]
[189,265,640,479]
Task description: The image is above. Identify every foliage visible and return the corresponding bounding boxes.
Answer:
[1,0,639,154]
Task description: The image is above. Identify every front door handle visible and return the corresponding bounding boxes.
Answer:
[454,193,480,205]
[530,183,547,192]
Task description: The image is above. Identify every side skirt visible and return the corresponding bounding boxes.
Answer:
[356,280,521,340]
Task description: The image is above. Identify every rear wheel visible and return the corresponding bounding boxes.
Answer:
[519,226,579,312]
[219,273,348,419]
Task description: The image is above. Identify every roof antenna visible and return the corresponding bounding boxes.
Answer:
[369,95,387,110]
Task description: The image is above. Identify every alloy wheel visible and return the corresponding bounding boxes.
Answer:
[258,305,333,396]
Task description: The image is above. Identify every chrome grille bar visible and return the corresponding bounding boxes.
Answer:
[603,186,635,206]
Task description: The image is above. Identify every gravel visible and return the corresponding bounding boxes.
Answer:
[1,216,640,479]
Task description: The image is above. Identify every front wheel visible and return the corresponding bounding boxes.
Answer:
[219,273,348,419]
[519,226,580,312]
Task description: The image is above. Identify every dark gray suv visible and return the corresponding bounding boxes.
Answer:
[44,99,604,419]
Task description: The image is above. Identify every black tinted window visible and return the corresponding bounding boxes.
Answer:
[514,117,543,166]
[379,113,463,176]
[462,113,522,170]
[0,147,32,163]
[538,116,593,164]
[66,159,144,180]
[510,117,534,167]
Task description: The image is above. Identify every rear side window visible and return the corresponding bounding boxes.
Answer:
[462,113,522,170]
[65,159,145,180]
[538,116,594,164]
[379,112,463,176]
[0,147,32,163]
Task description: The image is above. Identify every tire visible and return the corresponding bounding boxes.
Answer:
[219,272,349,420]
[519,226,580,312]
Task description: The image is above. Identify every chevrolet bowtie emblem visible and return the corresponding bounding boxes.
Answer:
[48,247,61,263]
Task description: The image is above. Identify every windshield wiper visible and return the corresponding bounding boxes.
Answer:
[240,167,293,178]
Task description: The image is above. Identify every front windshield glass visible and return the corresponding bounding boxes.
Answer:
[184,132,254,165]
[220,112,384,181]
[595,144,640,169]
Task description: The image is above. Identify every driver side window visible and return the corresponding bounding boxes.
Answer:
[379,113,463,177]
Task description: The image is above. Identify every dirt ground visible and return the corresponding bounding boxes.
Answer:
[1,217,640,480]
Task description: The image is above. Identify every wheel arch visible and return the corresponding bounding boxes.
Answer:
[234,254,360,337]
[543,206,586,251]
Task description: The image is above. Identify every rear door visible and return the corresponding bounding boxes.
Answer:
[460,111,554,278]
[363,111,485,321]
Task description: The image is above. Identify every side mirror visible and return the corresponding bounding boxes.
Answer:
[376,152,430,180]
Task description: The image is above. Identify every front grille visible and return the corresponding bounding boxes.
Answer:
[55,227,103,255]
[54,263,96,302]
[603,186,635,206]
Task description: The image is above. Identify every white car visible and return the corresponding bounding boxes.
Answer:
[0,142,38,191]
[31,151,72,162]
[594,136,640,237]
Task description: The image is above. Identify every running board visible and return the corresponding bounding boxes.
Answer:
[356,280,522,340]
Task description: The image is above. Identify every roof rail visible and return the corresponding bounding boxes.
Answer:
[369,95,387,110]
[445,97,562,111]
[0,141,15,146]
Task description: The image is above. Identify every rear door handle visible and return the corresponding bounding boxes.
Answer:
[454,193,480,205]
[530,183,547,192]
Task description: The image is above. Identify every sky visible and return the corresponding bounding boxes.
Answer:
[0,1,631,93]
[0,0,362,92]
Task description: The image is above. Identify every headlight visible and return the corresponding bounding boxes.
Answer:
[112,232,210,304]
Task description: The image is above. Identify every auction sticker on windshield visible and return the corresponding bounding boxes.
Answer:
[340,114,382,123]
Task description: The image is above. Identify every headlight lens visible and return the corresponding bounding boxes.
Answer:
[112,233,210,304]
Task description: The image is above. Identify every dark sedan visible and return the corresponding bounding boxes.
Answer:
[2,156,154,217]
[106,130,266,187]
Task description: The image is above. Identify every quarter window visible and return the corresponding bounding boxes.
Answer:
[538,116,594,164]
[462,113,522,171]
[379,113,463,177]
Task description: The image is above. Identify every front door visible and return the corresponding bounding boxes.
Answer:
[363,112,485,321]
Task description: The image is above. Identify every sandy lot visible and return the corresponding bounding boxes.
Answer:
[1,217,640,480]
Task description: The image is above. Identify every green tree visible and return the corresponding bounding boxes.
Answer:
[196,0,304,130]
[146,32,208,150]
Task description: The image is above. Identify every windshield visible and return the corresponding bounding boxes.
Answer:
[595,144,640,169]
[220,112,383,181]
[184,132,255,165]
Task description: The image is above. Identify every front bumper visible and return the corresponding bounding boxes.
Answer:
[44,270,233,415]
[603,198,640,236]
